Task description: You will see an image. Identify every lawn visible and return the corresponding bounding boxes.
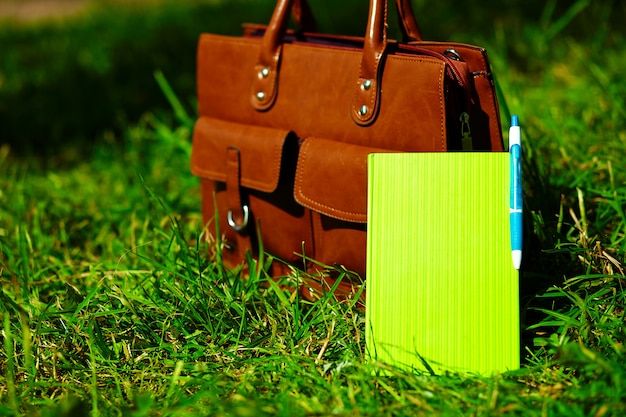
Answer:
[1,0,625,415]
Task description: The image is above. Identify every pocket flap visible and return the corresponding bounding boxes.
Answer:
[191,117,290,193]
[295,138,389,223]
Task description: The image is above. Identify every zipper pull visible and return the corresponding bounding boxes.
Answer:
[460,112,473,151]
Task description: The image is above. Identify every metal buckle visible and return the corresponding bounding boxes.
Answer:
[227,205,249,232]
[444,48,464,61]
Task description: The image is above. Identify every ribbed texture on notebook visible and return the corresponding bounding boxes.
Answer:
[366,153,519,375]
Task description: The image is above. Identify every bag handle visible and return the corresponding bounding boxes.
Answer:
[250,0,399,126]
[292,0,423,43]
[393,0,423,42]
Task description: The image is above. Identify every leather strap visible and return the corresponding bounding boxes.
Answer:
[394,0,422,42]
[250,0,407,126]
[349,0,386,126]
[226,147,245,228]
[291,0,317,34]
[249,0,291,112]
[293,0,422,42]
[225,147,252,261]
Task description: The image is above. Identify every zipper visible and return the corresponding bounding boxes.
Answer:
[407,45,474,150]
[460,112,473,151]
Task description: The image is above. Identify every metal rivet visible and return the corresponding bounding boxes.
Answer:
[359,105,368,116]
[256,91,265,101]
[361,79,372,90]
[260,67,270,78]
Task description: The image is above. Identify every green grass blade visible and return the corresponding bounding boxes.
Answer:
[153,69,194,129]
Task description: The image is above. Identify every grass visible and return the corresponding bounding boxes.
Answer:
[0,0,276,153]
[1,0,626,415]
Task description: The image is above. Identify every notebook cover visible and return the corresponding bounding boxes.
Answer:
[366,152,519,375]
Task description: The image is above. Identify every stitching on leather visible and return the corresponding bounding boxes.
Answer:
[243,135,283,191]
[368,78,377,117]
[295,139,367,222]
[296,141,365,221]
[294,140,309,206]
[249,41,281,110]
[350,1,388,125]
[192,120,287,192]
[438,65,445,151]
[365,80,377,123]
[389,56,444,65]
[372,56,446,149]
[351,60,366,120]
[266,46,281,103]
[271,132,284,189]
[383,1,388,44]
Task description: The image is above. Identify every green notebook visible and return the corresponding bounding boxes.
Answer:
[366,152,519,375]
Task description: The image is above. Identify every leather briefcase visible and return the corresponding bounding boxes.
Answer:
[190,0,504,291]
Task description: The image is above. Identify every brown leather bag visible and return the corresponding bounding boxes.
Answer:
[191,0,504,286]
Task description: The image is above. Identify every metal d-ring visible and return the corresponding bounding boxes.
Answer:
[227,204,249,232]
[444,48,464,61]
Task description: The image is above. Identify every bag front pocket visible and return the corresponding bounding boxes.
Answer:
[191,117,311,266]
[294,137,391,274]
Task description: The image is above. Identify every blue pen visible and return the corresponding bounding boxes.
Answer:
[509,116,522,270]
